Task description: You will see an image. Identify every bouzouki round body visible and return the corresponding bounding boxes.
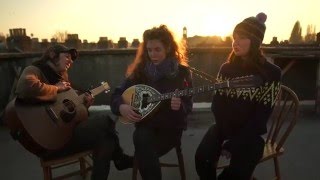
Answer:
[119,84,161,124]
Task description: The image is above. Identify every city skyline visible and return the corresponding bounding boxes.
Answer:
[1,0,319,43]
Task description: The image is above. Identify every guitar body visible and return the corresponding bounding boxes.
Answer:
[4,81,110,156]
[5,89,88,155]
[119,84,161,124]
[5,100,49,155]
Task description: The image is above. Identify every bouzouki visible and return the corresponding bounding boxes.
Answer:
[119,75,262,124]
[4,82,110,155]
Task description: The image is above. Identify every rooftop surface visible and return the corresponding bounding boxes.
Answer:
[1,104,319,180]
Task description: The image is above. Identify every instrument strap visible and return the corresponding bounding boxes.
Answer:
[189,66,216,83]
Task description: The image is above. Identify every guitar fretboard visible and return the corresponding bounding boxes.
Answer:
[147,82,228,103]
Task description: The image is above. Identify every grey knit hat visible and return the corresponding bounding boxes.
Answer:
[233,12,267,43]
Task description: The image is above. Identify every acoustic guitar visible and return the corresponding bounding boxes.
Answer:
[4,82,110,155]
[119,75,262,124]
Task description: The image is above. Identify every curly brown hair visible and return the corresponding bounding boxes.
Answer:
[126,25,188,82]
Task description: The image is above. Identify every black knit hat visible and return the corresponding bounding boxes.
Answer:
[50,44,78,61]
[233,12,267,43]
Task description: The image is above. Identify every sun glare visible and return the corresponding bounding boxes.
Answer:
[201,15,233,37]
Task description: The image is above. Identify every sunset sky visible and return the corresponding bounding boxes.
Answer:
[1,0,319,44]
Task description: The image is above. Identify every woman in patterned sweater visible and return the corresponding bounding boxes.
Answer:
[195,13,281,180]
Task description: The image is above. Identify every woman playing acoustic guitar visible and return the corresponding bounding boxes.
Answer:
[12,44,132,180]
[111,25,193,180]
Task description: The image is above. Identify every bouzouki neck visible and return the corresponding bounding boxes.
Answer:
[147,75,262,103]
[148,83,223,103]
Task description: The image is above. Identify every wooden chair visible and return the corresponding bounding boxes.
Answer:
[132,142,186,180]
[217,85,300,180]
[40,150,93,180]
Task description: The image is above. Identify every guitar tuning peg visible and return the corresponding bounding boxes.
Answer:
[104,89,110,94]
[101,81,105,84]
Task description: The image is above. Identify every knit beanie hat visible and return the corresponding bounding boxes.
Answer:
[233,12,267,43]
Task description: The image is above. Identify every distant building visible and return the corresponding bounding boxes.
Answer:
[50,38,58,44]
[131,39,140,48]
[270,37,280,46]
[40,39,50,51]
[97,37,109,49]
[118,37,128,48]
[31,38,41,51]
[183,27,187,39]
[65,34,81,49]
[280,40,289,46]
[0,42,7,52]
[6,28,31,52]
[82,39,89,49]
[182,27,188,47]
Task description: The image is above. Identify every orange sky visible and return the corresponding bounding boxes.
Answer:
[1,0,319,43]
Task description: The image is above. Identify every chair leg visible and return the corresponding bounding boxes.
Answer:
[132,156,138,180]
[79,157,87,178]
[175,146,186,180]
[42,166,52,180]
[273,157,281,180]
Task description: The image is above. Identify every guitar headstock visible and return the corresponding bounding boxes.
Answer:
[101,81,111,93]
[229,75,263,88]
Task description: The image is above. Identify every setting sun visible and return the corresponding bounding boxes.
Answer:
[200,15,234,37]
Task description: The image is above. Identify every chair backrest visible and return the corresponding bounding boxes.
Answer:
[265,85,299,151]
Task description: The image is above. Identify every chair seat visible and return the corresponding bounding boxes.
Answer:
[41,150,93,180]
[41,150,92,166]
[261,143,284,162]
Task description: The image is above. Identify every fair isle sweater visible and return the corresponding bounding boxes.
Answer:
[212,60,281,145]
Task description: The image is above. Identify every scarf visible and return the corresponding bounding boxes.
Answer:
[145,57,179,82]
[33,63,68,84]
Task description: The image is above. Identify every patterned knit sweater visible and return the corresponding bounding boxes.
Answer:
[211,60,281,143]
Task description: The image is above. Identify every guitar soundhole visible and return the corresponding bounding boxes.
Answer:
[60,99,76,123]
[141,93,149,109]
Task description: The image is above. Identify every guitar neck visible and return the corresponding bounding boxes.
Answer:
[148,81,229,103]
[90,85,109,97]
[77,83,110,103]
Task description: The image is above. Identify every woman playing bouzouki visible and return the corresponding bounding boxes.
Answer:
[111,25,193,180]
